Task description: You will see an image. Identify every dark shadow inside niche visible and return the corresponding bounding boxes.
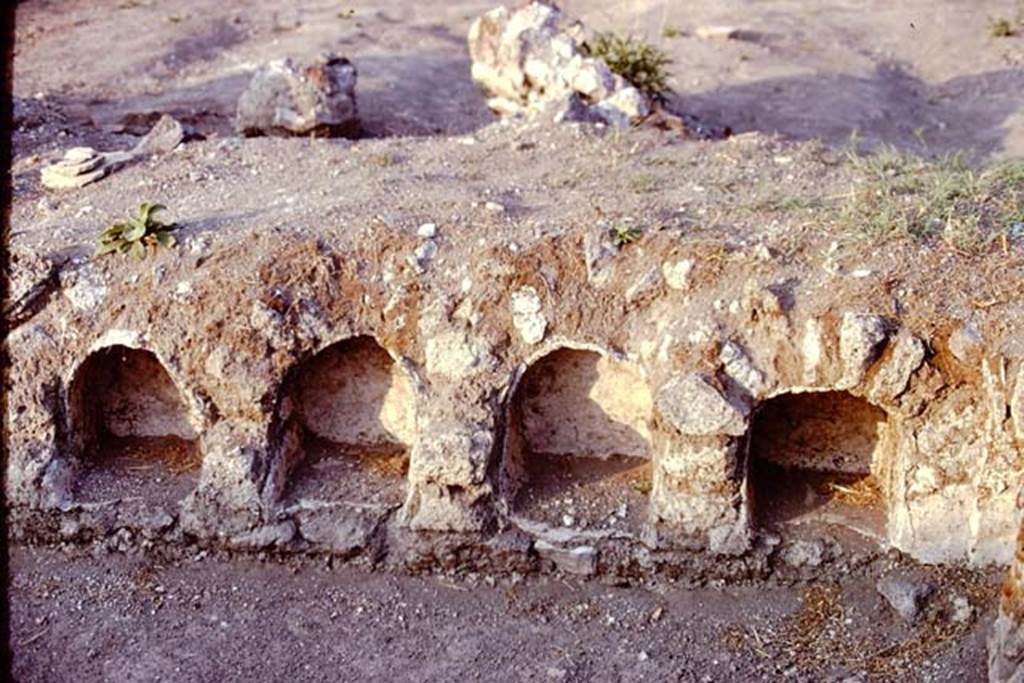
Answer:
[748,391,891,538]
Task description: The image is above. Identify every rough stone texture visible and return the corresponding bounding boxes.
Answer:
[6,126,1023,578]
[991,528,1024,682]
[719,340,770,400]
[655,373,748,437]
[949,322,984,366]
[40,116,188,189]
[662,259,693,291]
[467,2,650,127]
[511,286,547,345]
[838,312,889,389]
[869,330,927,403]
[877,572,935,622]
[70,345,198,441]
[750,391,890,474]
[287,336,416,446]
[517,348,651,459]
[236,53,358,137]
[534,540,598,575]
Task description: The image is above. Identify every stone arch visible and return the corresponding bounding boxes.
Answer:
[745,389,895,540]
[276,335,417,507]
[502,344,654,532]
[67,344,201,504]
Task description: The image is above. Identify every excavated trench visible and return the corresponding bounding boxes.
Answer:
[5,126,1021,586]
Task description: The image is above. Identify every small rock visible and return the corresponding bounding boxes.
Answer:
[781,539,826,568]
[753,243,772,261]
[948,323,983,366]
[656,373,748,436]
[511,286,547,345]
[132,114,188,156]
[415,240,438,262]
[534,540,598,576]
[417,222,437,238]
[625,266,663,305]
[237,53,359,137]
[484,201,506,213]
[467,3,651,127]
[695,25,741,40]
[877,573,934,622]
[562,514,575,527]
[838,312,889,388]
[950,595,974,624]
[662,259,694,290]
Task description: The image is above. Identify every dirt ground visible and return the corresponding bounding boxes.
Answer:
[7,545,1002,682]
[11,0,1024,159]
[7,1,1024,681]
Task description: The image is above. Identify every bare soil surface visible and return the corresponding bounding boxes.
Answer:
[73,435,201,507]
[8,545,1002,682]
[514,453,652,535]
[12,0,1024,160]
[284,436,409,508]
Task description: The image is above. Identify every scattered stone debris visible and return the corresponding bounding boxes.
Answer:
[781,539,828,568]
[877,573,935,623]
[40,115,188,190]
[236,53,359,137]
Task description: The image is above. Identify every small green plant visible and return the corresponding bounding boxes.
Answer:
[337,8,355,19]
[989,16,1016,37]
[632,479,652,495]
[610,223,643,246]
[661,25,682,39]
[583,32,673,97]
[95,202,178,260]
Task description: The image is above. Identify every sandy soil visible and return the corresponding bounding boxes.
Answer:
[284,436,409,508]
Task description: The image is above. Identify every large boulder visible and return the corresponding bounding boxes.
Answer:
[236,53,359,137]
[467,2,650,127]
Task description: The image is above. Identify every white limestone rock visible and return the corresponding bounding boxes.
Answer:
[511,286,547,344]
[838,312,889,389]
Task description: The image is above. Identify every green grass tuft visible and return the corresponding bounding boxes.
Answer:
[584,32,673,97]
[837,142,1024,254]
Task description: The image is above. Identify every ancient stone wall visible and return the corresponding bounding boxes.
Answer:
[6,220,1021,575]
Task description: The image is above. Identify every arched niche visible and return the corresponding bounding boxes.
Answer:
[280,335,415,507]
[504,347,653,532]
[68,345,200,504]
[746,390,894,539]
